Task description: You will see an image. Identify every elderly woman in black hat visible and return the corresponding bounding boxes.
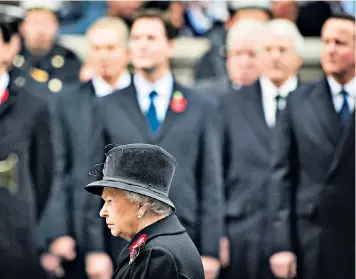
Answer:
[85,143,204,279]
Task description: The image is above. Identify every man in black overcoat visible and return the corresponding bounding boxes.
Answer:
[219,19,305,279]
[0,21,53,279]
[268,13,355,279]
[40,17,132,279]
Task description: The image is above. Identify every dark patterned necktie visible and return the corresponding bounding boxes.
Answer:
[339,89,350,126]
[146,91,160,134]
[275,94,285,124]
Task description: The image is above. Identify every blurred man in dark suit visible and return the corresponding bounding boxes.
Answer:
[40,16,131,279]
[0,21,53,279]
[268,13,355,279]
[219,19,304,279]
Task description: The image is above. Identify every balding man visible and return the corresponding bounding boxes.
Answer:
[40,17,131,279]
[195,19,265,102]
[219,19,305,279]
[268,13,355,279]
[194,3,272,82]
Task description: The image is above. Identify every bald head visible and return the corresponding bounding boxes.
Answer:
[226,19,267,86]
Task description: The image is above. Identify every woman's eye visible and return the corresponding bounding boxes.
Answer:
[108,200,112,205]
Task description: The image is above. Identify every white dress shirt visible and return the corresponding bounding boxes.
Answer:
[327,76,356,113]
[0,72,10,102]
[260,75,298,127]
[92,71,131,97]
[134,72,173,122]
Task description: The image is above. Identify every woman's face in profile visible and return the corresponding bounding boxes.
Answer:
[100,188,139,241]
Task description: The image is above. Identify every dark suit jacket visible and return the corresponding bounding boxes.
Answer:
[269,76,355,279]
[41,81,105,253]
[0,81,53,279]
[219,80,306,279]
[194,76,235,104]
[113,214,204,279]
[96,81,224,258]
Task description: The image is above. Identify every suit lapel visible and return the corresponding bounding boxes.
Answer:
[328,110,355,177]
[116,84,152,142]
[155,81,187,143]
[240,81,271,149]
[305,77,341,148]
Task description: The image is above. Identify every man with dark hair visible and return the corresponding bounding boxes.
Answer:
[95,9,224,279]
[269,13,355,279]
[0,20,53,278]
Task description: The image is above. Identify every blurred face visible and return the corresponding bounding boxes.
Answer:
[0,31,20,72]
[226,38,260,85]
[129,18,174,73]
[88,26,128,80]
[271,0,298,22]
[233,9,270,23]
[260,32,302,85]
[20,10,58,54]
[100,188,139,241]
[321,18,355,82]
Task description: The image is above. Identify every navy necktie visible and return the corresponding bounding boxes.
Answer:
[339,89,350,126]
[275,94,285,123]
[147,91,160,134]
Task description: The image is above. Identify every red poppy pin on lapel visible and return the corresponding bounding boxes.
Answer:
[170,91,187,113]
[129,234,147,265]
[0,89,9,104]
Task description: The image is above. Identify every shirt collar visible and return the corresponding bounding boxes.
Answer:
[92,71,131,97]
[0,72,10,99]
[134,72,174,99]
[327,75,356,98]
[260,75,298,98]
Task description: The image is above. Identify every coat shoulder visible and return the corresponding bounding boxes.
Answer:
[288,81,319,104]
[181,84,220,111]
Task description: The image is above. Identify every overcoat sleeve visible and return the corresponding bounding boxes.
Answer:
[37,96,70,249]
[30,102,54,220]
[268,101,296,253]
[196,100,224,258]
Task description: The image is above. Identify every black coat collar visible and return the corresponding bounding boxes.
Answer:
[117,214,185,266]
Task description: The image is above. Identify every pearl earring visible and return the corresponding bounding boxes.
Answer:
[138,215,142,219]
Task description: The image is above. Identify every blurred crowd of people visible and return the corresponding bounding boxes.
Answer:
[0,1,355,279]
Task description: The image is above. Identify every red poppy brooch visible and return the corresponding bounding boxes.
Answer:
[170,91,187,113]
[0,89,9,104]
[129,234,147,265]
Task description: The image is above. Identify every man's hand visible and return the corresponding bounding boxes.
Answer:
[49,236,76,261]
[201,256,221,279]
[219,237,230,267]
[40,253,65,277]
[269,251,297,278]
[86,252,113,279]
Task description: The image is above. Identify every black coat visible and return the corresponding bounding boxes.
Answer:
[0,81,53,278]
[269,76,355,279]
[194,75,236,104]
[113,214,204,279]
[41,81,104,250]
[96,81,224,259]
[40,81,128,277]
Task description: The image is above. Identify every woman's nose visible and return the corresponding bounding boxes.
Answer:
[99,204,107,217]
